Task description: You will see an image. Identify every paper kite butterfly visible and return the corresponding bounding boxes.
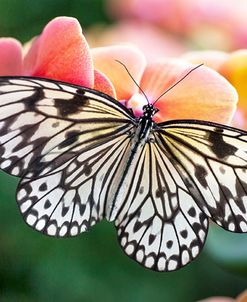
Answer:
[0,74,247,272]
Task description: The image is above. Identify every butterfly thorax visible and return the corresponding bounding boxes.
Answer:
[134,104,158,144]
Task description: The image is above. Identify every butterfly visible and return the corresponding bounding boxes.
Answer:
[0,75,247,272]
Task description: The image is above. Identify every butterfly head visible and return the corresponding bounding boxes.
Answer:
[142,104,159,118]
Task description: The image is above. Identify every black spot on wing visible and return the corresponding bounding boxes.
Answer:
[188,207,196,217]
[195,165,208,188]
[52,121,60,128]
[166,240,173,248]
[62,206,70,217]
[133,220,142,232]
[44,199,51,209]
[139,186,144,194]
[54,94,89,117]
[59,130,81,149]
[39,183,47,192]
[208,129,238,159]
[148,234,156,245]
[25,88,45,110]
[180,230,188,239]
[82,162,92,177]
[155,187,165,198]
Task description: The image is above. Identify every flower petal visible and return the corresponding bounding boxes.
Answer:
[25,17,94,87]
[92,45,146,100]
[220,50,247,129]
[0,38,23,75]
[236,290,247,302]
[94,69,116,98]
[23,36,40,75]
[87,21,187,62]
[219,50,247,110]
[140,59,238,123]
[198,298,234,302]
[181,50,230,71]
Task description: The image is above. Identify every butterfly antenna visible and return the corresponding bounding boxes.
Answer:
[153,63,204,105]
[115,60,150,105]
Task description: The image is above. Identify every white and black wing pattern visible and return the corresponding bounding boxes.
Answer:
[115,141,208,271]
[0,77,136,236]
[156,120,247,233]
[0,77,135,177]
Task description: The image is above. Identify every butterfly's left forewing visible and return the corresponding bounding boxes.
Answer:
[0,77,136,236]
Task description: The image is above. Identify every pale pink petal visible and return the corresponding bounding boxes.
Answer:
[107,0,196,34]
[94,69,116,98]
[25,17,94,87]
[198,298,234,302]
[23,36,40,75]
[92,45,146,100]
[236,290,247,302]
[0,38,23,75]
[139,59,237,123]
[87,21,187,62]
[181,50,230,71]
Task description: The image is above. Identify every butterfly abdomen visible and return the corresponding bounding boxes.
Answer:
[106,116,153,221]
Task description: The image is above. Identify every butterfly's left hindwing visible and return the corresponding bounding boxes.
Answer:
[0,77,135,236]
[156,120,247,233]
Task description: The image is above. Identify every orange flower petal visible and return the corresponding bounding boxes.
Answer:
[0,38,23,75]
[221,50,247,130]
[94,69,116,98]
[181,50,230,72]
[140,59,237,123]
[26,17,93,87]
[92,45,146,100]
[236,290,247,302]
[219,50,247,111]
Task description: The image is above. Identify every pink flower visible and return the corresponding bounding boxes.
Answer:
[0,16,115,97]
[87,20,187,63]
[198,289,247,302]
[0,16,238,125]
[93,46,237,123]
[107,0,247,50]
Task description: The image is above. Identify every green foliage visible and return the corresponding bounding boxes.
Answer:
[206,225,247,276]
[0,0,111,42]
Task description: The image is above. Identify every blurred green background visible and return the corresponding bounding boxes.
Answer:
[0,1,247,301]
